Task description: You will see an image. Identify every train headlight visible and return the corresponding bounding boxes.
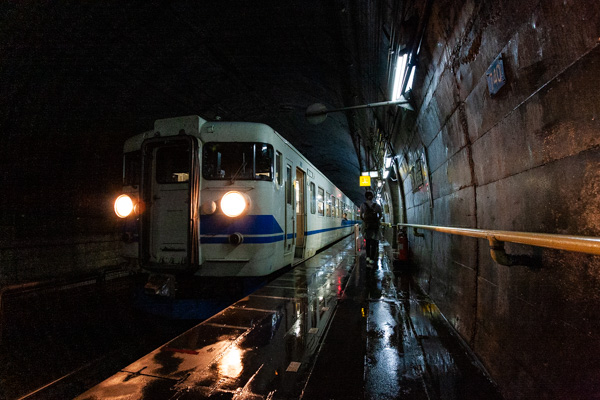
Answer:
[221,191,248,217]
[114,194,134,218]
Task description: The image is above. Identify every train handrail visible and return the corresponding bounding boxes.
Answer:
[396,223,600,266]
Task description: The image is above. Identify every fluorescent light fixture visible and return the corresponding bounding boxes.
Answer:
[385,156,393,169]
[392,54,415,101]
[383,170,390,179]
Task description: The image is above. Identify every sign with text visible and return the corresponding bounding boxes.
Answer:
[486,55,506,95]
[359,176,371,186]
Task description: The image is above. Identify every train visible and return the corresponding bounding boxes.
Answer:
[113,115,356,296]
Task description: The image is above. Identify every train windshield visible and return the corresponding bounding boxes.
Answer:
[202,142,273,181]
[156,145,190,183]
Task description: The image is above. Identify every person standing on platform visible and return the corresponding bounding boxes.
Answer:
[360,191,382,265]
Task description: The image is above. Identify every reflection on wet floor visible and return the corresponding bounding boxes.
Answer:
[363,247,503,400]
[75,236,357,399]
[74,237,503,399]
[0,274,201,400]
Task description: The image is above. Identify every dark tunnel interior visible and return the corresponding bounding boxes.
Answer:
[1,1,600,399]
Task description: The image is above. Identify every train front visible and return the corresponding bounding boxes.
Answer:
[196,122,285,278]
[113,117,283,296]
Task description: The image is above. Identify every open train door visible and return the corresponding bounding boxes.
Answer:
[284,161,295,255]
[140,136,199,273]
[295,167,306,259]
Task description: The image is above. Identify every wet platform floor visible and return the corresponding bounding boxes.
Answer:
[75,236,502,399]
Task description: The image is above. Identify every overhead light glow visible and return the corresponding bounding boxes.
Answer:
[385,156,393,169]
[392,54,415,101]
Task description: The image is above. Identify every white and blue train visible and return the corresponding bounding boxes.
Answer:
[114,115,356,294]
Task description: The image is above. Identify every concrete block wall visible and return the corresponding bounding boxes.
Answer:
[0,232,125,286]
[393,0,600,398]
[0,202,126,286]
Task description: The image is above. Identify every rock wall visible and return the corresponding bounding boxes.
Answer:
[392,0,600,398]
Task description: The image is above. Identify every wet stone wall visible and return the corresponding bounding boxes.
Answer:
[0,233,124,286]
[0,169,125,285]
[392,0,600,399]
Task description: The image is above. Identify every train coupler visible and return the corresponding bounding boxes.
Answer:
[144,273,177,297]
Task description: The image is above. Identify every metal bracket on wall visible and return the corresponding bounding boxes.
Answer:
[488,237,513,266]
[413,227,425,238]
[488,237,537,268]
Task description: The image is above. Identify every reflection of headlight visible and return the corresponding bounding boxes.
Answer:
[114,194,134,218]
[221,191,248,217]
[219,345,243,378]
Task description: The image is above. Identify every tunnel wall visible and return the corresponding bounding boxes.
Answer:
[0,195,125,285]
[0,106,131,286]
[392,1,600,399]
[0,234,124,285]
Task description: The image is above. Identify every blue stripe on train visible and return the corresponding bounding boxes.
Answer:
[306,225,353,235]
[200,223,352,244]
[201,235,285,244]
[200,214,283,235]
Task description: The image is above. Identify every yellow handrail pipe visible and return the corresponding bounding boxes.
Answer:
[397,223,600,258]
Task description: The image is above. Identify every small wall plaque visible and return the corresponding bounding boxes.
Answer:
[486,55,507,95]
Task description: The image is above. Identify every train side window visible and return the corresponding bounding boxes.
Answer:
[123,151,140,186]
[318,187,324,216]
[286,165,292,204]
[276,151,282,185]
[335,198,339,217]
[326,192,331,217]
[310,182,316,214]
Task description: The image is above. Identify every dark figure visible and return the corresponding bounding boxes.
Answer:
[360,191,382,265]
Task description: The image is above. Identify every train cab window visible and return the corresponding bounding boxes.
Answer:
[318,187,324,216]
[123,151,140,186]
[156,145,190,183]
[310,182,316,214]
[286,165,292,204]
[255,144,273,180]
[326,192,331,217]
[203,142,273,181]
[275,151,282,185]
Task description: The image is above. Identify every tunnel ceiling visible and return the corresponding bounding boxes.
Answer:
[0,1,404,207]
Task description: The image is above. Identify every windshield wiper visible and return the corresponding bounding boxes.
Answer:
[230,160,248,184]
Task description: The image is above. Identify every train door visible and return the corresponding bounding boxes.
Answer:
[284,162,295,254]
[141,136,199,271]
[295,168,306,258]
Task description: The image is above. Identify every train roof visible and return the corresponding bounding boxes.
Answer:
[123,116,354,204]
[123,115,207,153]
[200,121,347,196]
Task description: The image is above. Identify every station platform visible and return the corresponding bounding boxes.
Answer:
[75,235,503,399]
